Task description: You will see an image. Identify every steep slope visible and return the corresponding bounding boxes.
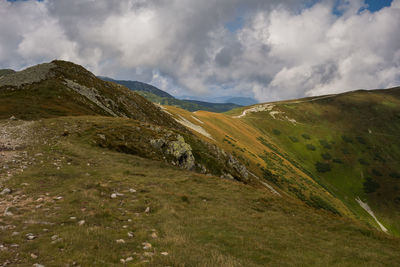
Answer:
[165,87,400,234]
[100,77,242,113]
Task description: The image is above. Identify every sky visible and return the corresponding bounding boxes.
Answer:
[0,0,399,102]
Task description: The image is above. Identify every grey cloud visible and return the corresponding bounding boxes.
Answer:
[0,0,399,101]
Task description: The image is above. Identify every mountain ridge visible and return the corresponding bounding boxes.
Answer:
[1,60,400,265]
[100,76,242,113]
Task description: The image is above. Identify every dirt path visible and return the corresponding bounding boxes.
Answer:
[0,119,33,185]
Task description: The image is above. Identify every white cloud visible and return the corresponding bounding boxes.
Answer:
[0,0,399,102]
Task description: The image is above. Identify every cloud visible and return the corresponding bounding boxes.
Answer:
[0,0,399,101]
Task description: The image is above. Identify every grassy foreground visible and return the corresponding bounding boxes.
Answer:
[1,117,400,266]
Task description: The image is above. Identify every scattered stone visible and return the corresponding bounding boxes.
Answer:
[4,207,13,216]
[150,232,158,239]
[11,232,19,236]
[127,232,134,238]
[42,229,49,232]
[10,244,19,248]
[53,196,63,200]
[128,219,132,222]
[122,225,128,229]
[110,193,117,199]
[51,235,59,241]
[9,115,17,120]
[0,188,11,195]
[142,242,152,250]
[0,244,7,251]
[70,217,76,220]
[31,253,38,259]
[26,233,36,240]
[125,257,133,262]
[116,239,125,244]
[32,264,45,267]
[143,252,154,257]
[161,252,169,256]
[120,259,125,264]
[78,220,85,226]
[129,188,136,193]
[144,207,150,213]
[36,198,43,202]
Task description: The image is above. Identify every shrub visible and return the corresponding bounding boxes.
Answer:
[181,195,190,203]
[390,172,400,179]
[358,158,369,166]
[272,129,281,135]
[342,135,353,143]
[356,136,367,145]
[333,158,343,164]
[371,169,382,177]
[342,148,350,155]
[302,134,311,140]
[306,144,316,151]
[363,177,380,194]
[307,194,340,215]
[288,186,306,201]
[319,139,332,149]
[315,161,331,172]
[321,152,332,160]
[262,168,279,183]
[289,136,299,143]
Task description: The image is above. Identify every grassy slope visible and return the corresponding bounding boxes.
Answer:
[165,107,353,217]
[165,88,400,235]
[1,117,400,266]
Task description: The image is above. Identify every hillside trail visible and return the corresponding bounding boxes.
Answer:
[0,118,34,208]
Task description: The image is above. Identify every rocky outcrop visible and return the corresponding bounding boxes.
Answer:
[150,135,195,170]
[64,79,122,117]
[0,63,56,88]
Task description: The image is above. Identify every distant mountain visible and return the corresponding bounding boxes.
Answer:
[100,76,174,98]
[0,69,16,77]
[184,99,241,113]
[101,77,241,113]
[178,95,258,106]
[225,97,258,106]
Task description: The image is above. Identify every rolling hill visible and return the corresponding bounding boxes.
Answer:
[165,87,400,235]
[1,60,400,266]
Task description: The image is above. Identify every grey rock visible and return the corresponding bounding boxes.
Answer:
[0,188,11,195]
[0,62,56,88]
[166,135,195,170]
[26,233,36,240]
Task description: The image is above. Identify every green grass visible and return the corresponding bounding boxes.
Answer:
[240,88,400,235]
[1,117,400,266]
